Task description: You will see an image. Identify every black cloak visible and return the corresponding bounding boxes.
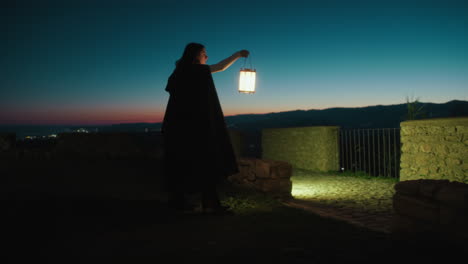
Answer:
[161,64,239,192]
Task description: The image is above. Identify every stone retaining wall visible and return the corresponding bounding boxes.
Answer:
[228,130,244,157]
[262,126,340,172]
[2,130,244,161]
[0,133,16,159]
[53,132,163,160]
[228,158,293,198]
[392,179,468,240]
[400,117,468,183]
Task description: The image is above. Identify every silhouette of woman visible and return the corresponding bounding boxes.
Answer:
[162,43,249,214]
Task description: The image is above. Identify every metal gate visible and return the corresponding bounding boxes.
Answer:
[339,128,401,178]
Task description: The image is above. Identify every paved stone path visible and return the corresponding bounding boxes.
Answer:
[284,171,397,234]
[283,199,394,233]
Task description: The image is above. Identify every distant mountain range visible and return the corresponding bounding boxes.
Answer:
[2,100,467,139]
[223,99,468,132]
[104,100,468,132]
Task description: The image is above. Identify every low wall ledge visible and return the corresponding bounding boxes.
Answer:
[262,126,340,131]
[401,117,468,127]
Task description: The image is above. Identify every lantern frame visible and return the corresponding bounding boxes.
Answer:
[238,68,256,94]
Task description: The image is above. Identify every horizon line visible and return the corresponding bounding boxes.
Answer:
[1,99,465,127]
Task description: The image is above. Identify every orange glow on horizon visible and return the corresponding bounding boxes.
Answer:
[0,107,165,125]
[0,100,411,125]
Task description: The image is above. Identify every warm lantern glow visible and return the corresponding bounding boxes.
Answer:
[239,68,256,94]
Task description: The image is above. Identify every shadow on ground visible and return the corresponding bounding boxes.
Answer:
[2,159,465,263]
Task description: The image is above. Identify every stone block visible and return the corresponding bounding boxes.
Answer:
[445,158,462,166]
[428,126,443,134]
[254,159,293,179]
[434,144,449,155]
[228,172,244,184]
[393,193,439,223]
[398,169,418,182]
[438,212,468,240]
[450,169,465,183]
[237,157,256,167]
[435,184,468,208]
[270,160,293,179]
[419,179,450,198]
[246,171,256,181]
[400,127,412,136]
[450,143,466,153]
[230,158,256,184]
[400,162,409,168]
[428,165,440,174]
[418,167,429,176]
[452,213,468,239]
[255,178,292,195]
[445,135,461,142]
[0,133,15,152]
[391,214,419,234]
[455,125,468,134]
[391,215,441,238]
[394,180,423,196]
[254,159,271,178]
[400,144,413,153]
[439,206,459,226]
[462,162,468,171]
[414,154,432,166]
[420,144,432,153]
[240,165,253,177]
[400,154,413,163]
[229,158,293,197]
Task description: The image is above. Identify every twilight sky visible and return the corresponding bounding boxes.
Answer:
[2,0,467,125]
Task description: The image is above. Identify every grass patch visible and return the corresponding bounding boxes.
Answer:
[218,183,284,214]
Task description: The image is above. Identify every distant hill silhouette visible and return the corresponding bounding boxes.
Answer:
[104,100,468,133]
[225,100,468,132]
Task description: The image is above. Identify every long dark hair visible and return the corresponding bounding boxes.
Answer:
[175,42,205,69]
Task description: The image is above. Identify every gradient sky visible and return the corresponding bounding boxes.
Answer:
[2,0,467,125]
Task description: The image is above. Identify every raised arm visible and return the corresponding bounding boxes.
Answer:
[209,50,249,73]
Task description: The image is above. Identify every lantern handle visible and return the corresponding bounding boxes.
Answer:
[241,55,254,70]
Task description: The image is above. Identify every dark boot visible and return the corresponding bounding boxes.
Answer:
[201,186,233,215]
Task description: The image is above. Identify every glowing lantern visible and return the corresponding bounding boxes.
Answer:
[239,68,256,94]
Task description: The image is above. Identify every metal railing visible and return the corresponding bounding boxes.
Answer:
[339,128,401,178]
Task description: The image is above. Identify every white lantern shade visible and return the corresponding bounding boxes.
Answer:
[239,68,256,94]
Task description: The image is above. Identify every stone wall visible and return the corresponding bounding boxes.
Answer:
[228,158,292,198]
[53,132,163,160]
[400,117,468,183]
[392,179,468,240]
[262,126,340,172]
[3,130,243,161]
[0,133,16,159]
[228,130,244,157]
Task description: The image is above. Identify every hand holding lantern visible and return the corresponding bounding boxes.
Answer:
[237,50,250,58]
